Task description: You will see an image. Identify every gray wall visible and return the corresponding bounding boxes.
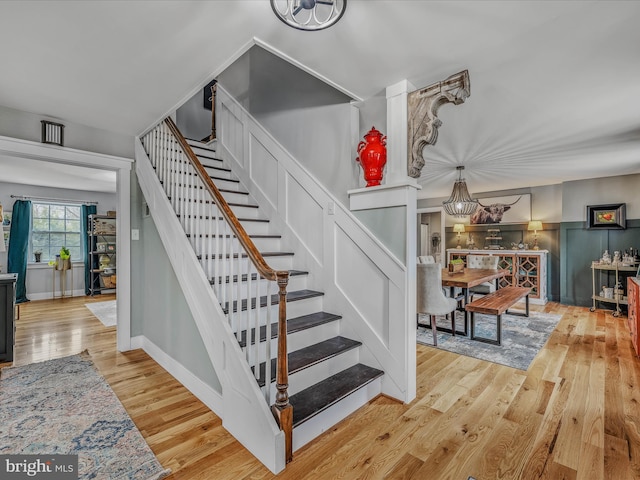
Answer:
[353,206,406,262]
[0,105,134,158]
[0,181,116,299]
[562,174,640,222]
[130,172,221,392]
[217,46,357,206]
[355,91,387,147]
[176,88,212,142]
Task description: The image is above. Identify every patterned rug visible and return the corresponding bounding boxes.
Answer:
[0,352,170,480]
[417,309,562,370]
[85,300,117,327]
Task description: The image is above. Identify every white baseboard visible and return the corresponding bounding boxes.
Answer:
[129,335,224,418]
[28,289,86,301]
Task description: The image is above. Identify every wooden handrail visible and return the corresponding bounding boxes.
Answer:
[163,118,293,462]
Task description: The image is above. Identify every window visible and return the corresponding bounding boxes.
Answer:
[31,203,82,262]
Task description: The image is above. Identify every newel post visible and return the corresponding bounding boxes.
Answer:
[271,272,292,463]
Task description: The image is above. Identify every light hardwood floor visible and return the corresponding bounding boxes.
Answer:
[3,296,640,479]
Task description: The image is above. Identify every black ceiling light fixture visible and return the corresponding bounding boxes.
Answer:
[271,0,347,31]
[442,166,479,217]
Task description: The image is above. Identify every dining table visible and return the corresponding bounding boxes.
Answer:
[440,268,507,336]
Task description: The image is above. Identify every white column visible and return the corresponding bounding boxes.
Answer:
[385,79,417,185]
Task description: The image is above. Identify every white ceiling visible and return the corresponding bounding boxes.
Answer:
[0,1,638,197]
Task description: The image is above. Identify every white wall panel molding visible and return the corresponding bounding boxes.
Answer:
[216,85,416,403]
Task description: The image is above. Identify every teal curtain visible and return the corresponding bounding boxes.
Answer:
[82,205,97,295]
[8,200,32,303]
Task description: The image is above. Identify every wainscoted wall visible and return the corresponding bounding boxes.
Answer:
[217,85,415,402]
[561,219,640,307]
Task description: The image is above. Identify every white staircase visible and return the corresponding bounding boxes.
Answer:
[136,120,385,473]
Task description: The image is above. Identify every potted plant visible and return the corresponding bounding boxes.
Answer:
[57,246,71,270]
[34,250,42,263]
[448,258,465,273]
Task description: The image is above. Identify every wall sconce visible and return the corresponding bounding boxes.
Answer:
[528,220,543,250]
[41,120,65,146]
[453,223,466,249]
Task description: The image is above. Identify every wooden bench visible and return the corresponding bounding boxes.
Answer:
[465,286,531,345]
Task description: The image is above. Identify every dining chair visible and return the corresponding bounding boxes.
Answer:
[467,254,500,300]
[417,263,457,346]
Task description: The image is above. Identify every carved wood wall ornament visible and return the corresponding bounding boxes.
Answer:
[407,70,470,178]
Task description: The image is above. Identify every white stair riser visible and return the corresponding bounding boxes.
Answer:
[292,378,382,452]
[227,204,262,219]
[223,296,324,328]
[202,166,233,180]
[200,160,226,172]
[287,320,340,352]
[220,190,252,205]
[197,255,293,274]
[190,146,217,156]
[172,198,261,219]
[210,178,243,191]
[191,236,281,254]
[268,347,360,403]
[207,274,307,299]
[182,219,271,236]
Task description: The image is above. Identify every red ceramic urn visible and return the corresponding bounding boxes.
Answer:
[356,127,387,187]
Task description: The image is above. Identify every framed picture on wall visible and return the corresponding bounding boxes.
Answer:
[586,203,626,229]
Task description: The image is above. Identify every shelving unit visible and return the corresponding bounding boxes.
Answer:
[590,262,637,317]
[88,214,116,296]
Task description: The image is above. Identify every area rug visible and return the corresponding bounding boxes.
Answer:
[85,300,117,327]
[417,309,562,370]
[0,352,170,480]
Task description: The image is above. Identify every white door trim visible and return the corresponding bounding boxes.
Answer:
[0,135,133,351]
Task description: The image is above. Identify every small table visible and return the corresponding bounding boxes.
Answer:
[441,268,506,335]
[52,264,74,298]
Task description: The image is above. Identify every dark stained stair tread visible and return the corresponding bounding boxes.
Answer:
[177,214,269,223]
[289,364,384,428]
[198,251,293,260]
[213,269,305,288]
[255,336,361,387]
[237,310,341,348]
[189,232,280,239]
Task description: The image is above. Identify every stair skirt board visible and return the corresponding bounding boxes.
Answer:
[291,373,383,452]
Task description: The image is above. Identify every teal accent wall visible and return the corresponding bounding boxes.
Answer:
[560,219,640,306]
